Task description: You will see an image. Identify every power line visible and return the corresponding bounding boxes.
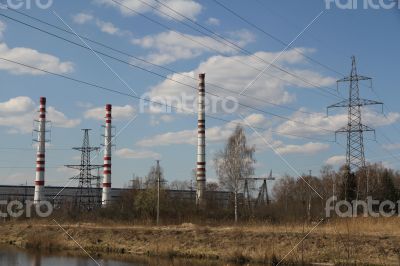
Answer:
[211,0,344,78]
[219,0,397,118]
[0,13,335,132]
[136,0,340,98]
[109,0,343,100]
[0,147,72,151]
[362,87,400,164]
[3,7,317,115]
[0,166,62,169]
[375,131,400,164]
[156,0,343,82]
[0,56,336,143]
[368,84,400,136]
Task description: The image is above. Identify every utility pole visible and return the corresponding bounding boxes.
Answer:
[328,56,382,200]
[156,160,160,226]
[130,174,138,189]
[307,170,312,223]
[243,178,251,211]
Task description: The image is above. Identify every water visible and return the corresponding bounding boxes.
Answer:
[0,246,222,266]
[0,246,143,266]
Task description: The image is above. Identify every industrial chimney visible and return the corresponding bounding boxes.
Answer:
[33,97,47,204]
[196,73,206,206]
[102,104,112,207]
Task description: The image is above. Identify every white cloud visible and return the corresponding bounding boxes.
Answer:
[0,97,80,134]
[72,13,130,37]
[76,101,94,109]
[156,0,202,20]
[382,143,400,151]
[325,155,346,166]
[0,20,6,39]
[137,113,266,147]
[95,0,202,20]
[276,108,400,138]
[116,148,161,159]
[132,30,255,65]
[47,107,81,128]
[137,128,195,147]
[84,105,136,121]
[144,48,334,117]
[96,19,120,35]
[56,166,79,176]
[206,17,220,26]
[150,114,175,126]
[247,128,283,153]
[72,13,94,24]
[244,113,267,126]
[0,21,73,75]
[0,96,34,114]
[276,142,330,155]
[0,43,74,75]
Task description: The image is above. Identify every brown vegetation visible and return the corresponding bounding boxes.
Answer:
[1,218,400,265]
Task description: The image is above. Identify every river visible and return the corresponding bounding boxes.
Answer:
[0,245,223,266]
[0,246,142,266]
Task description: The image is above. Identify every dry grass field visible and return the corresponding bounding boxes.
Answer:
[1,218,400,265]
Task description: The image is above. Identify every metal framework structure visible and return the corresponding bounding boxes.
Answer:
[66,129,102,210]
[328,56,382,173]
[255,170,276,207]
[328,56,383,199]
[243,170,276,209]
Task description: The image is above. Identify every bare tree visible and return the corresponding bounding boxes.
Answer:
[207,182,220,191]
[214,125,255,223]
[145,164,165,189]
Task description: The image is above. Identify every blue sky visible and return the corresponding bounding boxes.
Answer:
[0,0,399,189]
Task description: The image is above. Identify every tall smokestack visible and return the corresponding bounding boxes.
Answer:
[102,104,112,207]
[196,73,206,206]
[34,97,46,204]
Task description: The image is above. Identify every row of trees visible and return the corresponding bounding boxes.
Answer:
[212,125,400,222]
[54,125,400,224]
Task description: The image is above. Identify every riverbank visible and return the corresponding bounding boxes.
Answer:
[1,218,400,265]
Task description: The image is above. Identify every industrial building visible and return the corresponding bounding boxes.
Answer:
[0,185,233,207]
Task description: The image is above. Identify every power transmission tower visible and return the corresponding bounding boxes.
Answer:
[66,129,103,210]
[255,170,276,206]
[241,170,276,209]
[328,56,382,198]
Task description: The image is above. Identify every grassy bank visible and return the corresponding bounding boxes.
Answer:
[1,218,400,265]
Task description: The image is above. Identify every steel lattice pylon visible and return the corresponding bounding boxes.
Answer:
[328,56,383,173]
[66,129,103,210]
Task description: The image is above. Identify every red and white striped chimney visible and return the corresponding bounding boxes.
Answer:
[196,73,206,206]
[102,104,112,207]
[34,97,46,204]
